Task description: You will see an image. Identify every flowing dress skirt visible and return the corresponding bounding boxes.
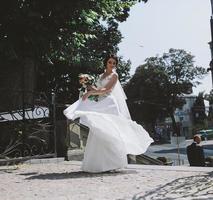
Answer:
[64,94,153,173]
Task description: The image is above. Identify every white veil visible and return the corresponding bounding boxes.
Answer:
[111,72,131,119]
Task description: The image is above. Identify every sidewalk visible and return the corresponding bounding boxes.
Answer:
[1,159,212,200]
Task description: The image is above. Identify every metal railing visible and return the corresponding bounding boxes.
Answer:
[0,90,57,164]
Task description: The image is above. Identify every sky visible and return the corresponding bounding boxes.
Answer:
[118,0,212,95]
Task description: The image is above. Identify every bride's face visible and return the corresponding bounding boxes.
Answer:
[106,58,117,71]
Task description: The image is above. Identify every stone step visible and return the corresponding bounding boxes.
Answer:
[67,149,84,161]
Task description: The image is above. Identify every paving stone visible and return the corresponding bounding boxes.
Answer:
[0,161,212,200]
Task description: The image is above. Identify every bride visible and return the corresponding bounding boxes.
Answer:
[64,54,154,173]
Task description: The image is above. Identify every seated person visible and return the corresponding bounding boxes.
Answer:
[186,135,205,167]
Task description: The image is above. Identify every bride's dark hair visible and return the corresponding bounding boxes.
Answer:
[103,54,119,67]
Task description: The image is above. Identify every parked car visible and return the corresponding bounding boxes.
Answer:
[197,129,213,141]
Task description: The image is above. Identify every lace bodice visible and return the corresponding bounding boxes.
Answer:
[96,73,115,89]
[94,73,116,100]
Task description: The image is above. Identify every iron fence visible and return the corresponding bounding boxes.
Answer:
[0,90,56,164]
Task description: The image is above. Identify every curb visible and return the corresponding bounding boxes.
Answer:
[24,157,65,164]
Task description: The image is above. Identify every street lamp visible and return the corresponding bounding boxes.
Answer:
[208,0,213,87]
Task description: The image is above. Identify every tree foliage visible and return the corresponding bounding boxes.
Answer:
[0,0,147,106]
[191,92,208,131]
[205,89,213,105]
[0,0,142,61]
[125,48,207,135]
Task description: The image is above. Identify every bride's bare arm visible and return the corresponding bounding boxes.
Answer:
[82,74,118,101]
[86,85,97,91]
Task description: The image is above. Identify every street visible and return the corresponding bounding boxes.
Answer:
[145,139,213,166]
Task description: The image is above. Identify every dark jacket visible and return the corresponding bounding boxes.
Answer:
[186,142,205,167]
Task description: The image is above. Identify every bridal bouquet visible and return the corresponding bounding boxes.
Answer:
[78,74,99,102]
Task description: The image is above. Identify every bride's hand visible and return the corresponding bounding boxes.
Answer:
[87,85,96,91]
[82,92,90,101]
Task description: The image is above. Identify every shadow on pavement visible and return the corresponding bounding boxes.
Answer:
[23,169,138,180]
[132,171,213,200]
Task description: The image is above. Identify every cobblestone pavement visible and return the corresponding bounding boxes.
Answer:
[1,160,213,200]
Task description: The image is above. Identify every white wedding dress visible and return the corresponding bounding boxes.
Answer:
[64,73,154,173]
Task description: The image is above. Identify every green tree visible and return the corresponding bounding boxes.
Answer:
[0,0,147,108]
[192,92,207,124]
[191,92,208,132]
[204,89,213,105]
[125,63,168,133]
[0,0,144,63]
[125,48,206,135]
